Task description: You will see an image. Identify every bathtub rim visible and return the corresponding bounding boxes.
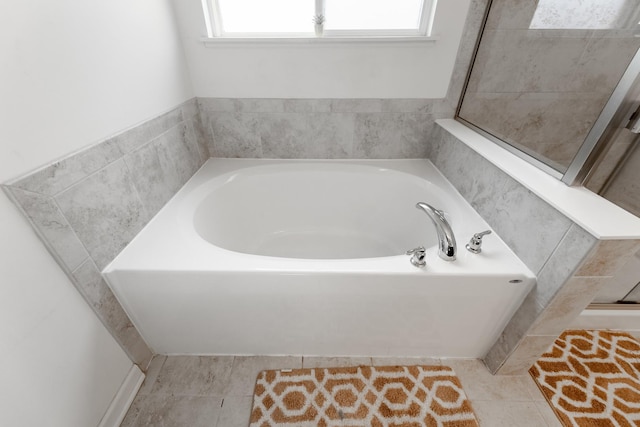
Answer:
[103,158,535,279]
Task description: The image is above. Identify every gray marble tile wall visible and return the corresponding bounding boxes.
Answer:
[587,141,640,303]
[586,128,638,195]
[457,0,640,170]
[493,238,640,375]
[3,98,209,369]
[429,122,640,374]
[599,140,640,218]
[198,98,452,159]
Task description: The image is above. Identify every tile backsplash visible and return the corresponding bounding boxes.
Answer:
[4,98,209,368]
[198,98,452,159]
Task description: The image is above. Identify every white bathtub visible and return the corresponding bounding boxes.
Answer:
[104,159,534,358]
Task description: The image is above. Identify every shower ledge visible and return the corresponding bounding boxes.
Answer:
[437,119,640,240]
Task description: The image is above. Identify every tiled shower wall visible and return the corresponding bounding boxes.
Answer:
[458,0,640,169]
[3,99,209,368]
[429,121,640,374]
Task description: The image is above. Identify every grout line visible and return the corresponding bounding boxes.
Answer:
[533,400,559,427]
[3,182,50,197]
[5,100,192,189]
[52,196,94,271]
[123,120,187,157]
[3,186,88,276]
[51,122,188,199]
[119,156,153,229]
[50,156,125,198]
[532,222,575,277]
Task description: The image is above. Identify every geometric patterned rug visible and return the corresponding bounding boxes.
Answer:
[249,365,479,426]
[530,330,640,427]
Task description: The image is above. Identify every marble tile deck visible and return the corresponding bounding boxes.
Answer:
[120,355,560,427]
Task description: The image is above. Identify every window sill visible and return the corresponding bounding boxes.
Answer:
[200,36,438,47]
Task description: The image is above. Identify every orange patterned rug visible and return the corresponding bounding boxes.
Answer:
[530,330,640,426]
[249,365,479,426]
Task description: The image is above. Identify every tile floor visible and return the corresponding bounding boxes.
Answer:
[121,355,561,427]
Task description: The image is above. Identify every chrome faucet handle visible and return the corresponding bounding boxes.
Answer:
[466,230,492,254]
[406,246,426,268]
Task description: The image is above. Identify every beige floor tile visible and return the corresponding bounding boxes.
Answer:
[123,356,565,426]
[447,359,534,401]
[372,356,441,366]
[217,395,254,427]
[472,400,549,427]
[523,372,547,402]
[127,394,222,427]
[120,394,146,427]
[535,401,564,427]
[302,356,371,368]
[225,356,302,396]
[151,355,234,396]
[137,355,166,395]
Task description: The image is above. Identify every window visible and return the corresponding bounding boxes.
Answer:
[201,0,437,38]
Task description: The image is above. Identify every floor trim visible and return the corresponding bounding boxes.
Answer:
[97,365,145,427]
[587,303,640,310]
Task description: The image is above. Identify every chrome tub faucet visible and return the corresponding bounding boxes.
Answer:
[415,202,457,261]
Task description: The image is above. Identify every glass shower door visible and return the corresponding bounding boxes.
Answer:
[457,0,640,180]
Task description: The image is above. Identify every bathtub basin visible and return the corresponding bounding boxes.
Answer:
[104,159,534,357]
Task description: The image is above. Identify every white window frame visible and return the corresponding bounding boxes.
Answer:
[201,0,438,40]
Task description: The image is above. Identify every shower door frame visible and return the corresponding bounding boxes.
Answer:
[562,48,640,186]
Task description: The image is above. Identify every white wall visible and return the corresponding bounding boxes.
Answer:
[0,0,193,425]
[172,0,471,98]
[0,199,134,426]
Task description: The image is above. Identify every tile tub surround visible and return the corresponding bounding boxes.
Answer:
[197,98,453,159]
[3,98,209,368]
[191,0,491,158]
[429,119,640,374]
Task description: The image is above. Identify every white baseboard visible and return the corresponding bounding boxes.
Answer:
[98,365,145,427]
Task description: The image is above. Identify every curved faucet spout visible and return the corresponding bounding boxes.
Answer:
[415,202,457,261]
